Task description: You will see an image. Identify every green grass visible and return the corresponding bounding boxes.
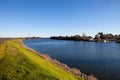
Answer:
[0,39,84,80]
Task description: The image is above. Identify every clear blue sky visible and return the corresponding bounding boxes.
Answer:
[0,0,120,37]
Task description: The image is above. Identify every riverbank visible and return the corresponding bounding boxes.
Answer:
[0,39,81,80]
[0,38,92,80]
[0,38,97,80]
[22,39,97,80]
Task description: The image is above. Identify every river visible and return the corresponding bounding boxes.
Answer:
[24,38,120,80]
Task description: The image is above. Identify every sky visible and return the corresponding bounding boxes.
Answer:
[0,0,120,37]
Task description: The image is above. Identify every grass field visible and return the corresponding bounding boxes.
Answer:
[0,39,84,80]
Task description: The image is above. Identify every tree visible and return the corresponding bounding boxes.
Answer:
[98,32,104,39]
[95,34,101,42]
[82,33,86,40]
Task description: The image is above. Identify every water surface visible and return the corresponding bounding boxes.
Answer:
[24,38,120,80]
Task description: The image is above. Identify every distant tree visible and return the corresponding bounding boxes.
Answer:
[82,33,86,40]
[74,35,81,41]
[95,34,101,42]
[98,32,104,39]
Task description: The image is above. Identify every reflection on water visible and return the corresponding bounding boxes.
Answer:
[24,38,120,80]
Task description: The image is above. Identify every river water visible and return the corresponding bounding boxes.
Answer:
[24,38,120,80]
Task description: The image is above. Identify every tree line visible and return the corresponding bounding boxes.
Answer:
[50,32,120,43]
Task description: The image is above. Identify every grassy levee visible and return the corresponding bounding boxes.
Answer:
[0,39,84,80]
